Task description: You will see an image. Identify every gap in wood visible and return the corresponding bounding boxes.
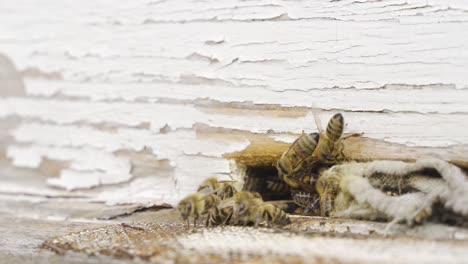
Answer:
[241,165,291,201]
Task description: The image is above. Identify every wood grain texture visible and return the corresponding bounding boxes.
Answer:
[0,0,467,206]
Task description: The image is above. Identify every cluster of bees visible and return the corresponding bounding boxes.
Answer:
[178,112,347,227]
[177,177,290,227]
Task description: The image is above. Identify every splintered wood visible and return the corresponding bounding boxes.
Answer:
[41,219,468,264]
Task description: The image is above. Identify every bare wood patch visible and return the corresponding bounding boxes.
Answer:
[114,147,174,177]
[225,134,468,170]
[37,158,70,178]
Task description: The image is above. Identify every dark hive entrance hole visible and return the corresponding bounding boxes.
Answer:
[224,139,296,207]
[241,165,291,201]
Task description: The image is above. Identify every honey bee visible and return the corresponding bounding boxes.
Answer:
[197,177,237,199]
[313,113,346,165]
[276,132,320,190]
[233,191,290,227]
[254,203,291,227]
[266,175,317,198]
[232,191,263,225]
[177,193,226,227]
[315,170,341,217]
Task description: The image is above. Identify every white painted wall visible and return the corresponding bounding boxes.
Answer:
[0,0,467,206]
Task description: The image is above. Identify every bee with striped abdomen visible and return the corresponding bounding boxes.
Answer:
[254,203,291,227]
[276,132,320,191]
[177,193,227,227]
[197,177,237,200]
[233,191,290,227]
[233,191,263,225]
[312,113,346,165]
[264,176,320,214]
[265,178,291,196]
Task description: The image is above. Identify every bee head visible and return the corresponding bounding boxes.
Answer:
[237,202,247,215]
[177,199,193,220]
[197,177,218,192]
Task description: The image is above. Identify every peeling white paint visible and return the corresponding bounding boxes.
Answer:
[5,102,468,147]
[7,145,132,190]
[11,122,250,159]
[47,170,132,191]
[0,0,467,206]
[1,0,468,90]
[24,80,468,114]
[8,123,248,197]
[94,176,178,206]
[0,182,90,198]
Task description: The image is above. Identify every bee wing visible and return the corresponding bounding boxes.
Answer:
[195,189,221,201]
[294,152,320,170]
[196,185,232,200]
[197,185,213,193]
[312,108,324,134]
[263,200,295,210]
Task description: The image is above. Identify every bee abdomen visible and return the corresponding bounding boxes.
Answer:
[266,179,290,193]
[275,208,291,225]
[277,133,319,178]
[292,133,320,160]
[326,113,344,142]
[263,204,290,226]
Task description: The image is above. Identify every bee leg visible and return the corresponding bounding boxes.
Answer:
[255,211,261,228]
[267,221,272,228]
[186,219,190,228]
[338,142,346,161]
[194,215,198,228]
[219,211,227,226]
[222,215,230,226]
[205,214,210,227]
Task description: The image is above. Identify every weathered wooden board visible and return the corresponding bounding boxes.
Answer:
[0,0,467,209]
